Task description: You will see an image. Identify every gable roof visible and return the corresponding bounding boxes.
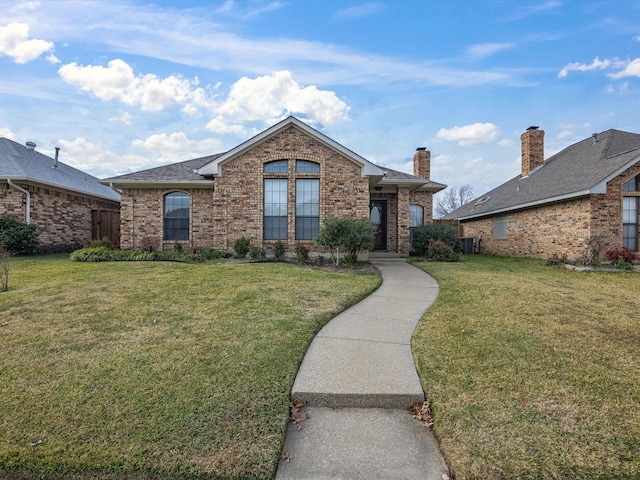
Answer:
[0,137,120,202]
[195,116,384,177]
[445,129,640,220]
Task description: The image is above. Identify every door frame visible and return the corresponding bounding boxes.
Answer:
[370,199,387,251]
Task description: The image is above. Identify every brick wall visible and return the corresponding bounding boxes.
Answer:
[120,187,215,250]
[120,126,371,253]
[1,182,120,249]
[459,165,640,261]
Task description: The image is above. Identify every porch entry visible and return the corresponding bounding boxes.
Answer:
[370,200,387,251]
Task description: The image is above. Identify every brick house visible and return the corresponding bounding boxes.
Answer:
[102,116,446,255]
[1,137,121,250]
[444,127,640,261]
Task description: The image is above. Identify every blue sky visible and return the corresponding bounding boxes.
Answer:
[1,0,640,200]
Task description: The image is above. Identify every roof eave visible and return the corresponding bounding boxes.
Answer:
[4,175,120,202]
[100,180,214,189]
[456,189,593,221]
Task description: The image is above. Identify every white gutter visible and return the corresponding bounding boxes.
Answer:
[7,179,30,224]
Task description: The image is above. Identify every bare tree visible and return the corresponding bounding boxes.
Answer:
[435,184,476,218]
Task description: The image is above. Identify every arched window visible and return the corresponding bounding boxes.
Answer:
[296,160,320,173]
[264,160,288,173]
[164,192,190,241]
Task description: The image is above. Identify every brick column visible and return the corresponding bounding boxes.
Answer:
[397,186,411,254]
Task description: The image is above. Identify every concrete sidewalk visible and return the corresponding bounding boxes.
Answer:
[276,258,450,479]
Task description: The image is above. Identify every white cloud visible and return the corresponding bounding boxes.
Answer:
[132,132,223,164]
[206,70,350,133]
[557,129,572,139]
[334,2,385,20]
[56,133,222,179]
[0,22,54,63]
[436,123,501,147]
[467,42,515,59]
[109,112,133,125]
[58,59,214,112]
[557,56,630,78]
[0,127,15,139]
[498,138,514,146]
[608,58,640,79]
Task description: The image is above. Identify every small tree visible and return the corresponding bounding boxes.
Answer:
[316,218,374,266]
[434,184,476,218]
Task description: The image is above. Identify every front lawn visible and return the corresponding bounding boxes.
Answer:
[0,255,380,479]
[412,255,640,480]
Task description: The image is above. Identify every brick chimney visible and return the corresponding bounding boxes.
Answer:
[413,147,430,180]
[521,126,544,178]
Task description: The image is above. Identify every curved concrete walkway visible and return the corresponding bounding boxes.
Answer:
[276,258,450,479]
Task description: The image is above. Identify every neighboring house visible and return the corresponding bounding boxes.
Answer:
[0,138,121,250]
[444,127,640,261]
[102,116,446,255]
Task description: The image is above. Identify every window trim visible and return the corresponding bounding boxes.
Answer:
[264,178,288,240]
[295,178,320,240]
[163,191,190,241]
[623,196,638,250]
[494,214,508,239]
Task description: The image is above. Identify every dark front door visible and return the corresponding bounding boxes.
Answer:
[370,200,387,251]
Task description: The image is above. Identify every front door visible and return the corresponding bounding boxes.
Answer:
[370,200,387,251]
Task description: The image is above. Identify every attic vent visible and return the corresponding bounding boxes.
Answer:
[592,133,599,144]
[474,196,491,206]
[26,141,36,150]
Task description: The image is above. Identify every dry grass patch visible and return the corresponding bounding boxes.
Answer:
[0,255,380,479]
[412,255,640,480]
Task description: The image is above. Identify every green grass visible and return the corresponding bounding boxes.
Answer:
[411,255,640,480]
[0,255,380,479]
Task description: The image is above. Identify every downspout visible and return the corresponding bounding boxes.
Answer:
[7,179,30,224]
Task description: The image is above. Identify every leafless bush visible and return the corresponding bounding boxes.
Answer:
[578,235,606,266]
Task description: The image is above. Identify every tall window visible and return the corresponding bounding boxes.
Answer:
[494,214,507,239]
[264,179,288,240]
[410,204,423,244]
[164,192,190,241]
[296,179,320,240]
[623,197,638,250]
[623,176,639,250]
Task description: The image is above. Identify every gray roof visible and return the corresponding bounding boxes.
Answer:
[445,129,640,220]
[380,167,447,192]
[0,137,120,202]
[102,116,445,191]
[102,155,221,186]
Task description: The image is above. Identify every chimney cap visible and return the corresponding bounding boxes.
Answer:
[526,126,539,131]
[416,147,427,151]
[25,141,36,150]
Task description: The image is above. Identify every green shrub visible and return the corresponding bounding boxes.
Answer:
[173,241,185,254]
[316,218,374,266]
[411,223,461,257]
[200,249,233,260]
[295,245,309,262]
[249,246,266,261]
[88,237,114,249]
[233,236,250,258]
[0,214,40,255]
[273,240,286,260]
